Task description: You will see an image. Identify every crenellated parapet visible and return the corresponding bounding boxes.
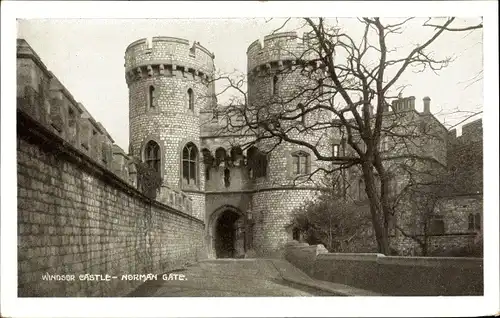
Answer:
[17,38,197,215]
[448,118,483,146]
[247,31,318,75]
[124,36,215,86]
[17,39,128,182]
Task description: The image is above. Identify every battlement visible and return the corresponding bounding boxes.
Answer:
[449,118,483,145]
[247,31,315,72]
[16,39,195,214]
[124,36,215,85]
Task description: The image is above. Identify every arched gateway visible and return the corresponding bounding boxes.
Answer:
[208,205,246,258]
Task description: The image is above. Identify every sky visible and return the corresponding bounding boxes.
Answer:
[17,17,484,151]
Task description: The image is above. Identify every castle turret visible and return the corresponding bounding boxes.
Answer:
[246,32,333,256]
[125,36,215,220]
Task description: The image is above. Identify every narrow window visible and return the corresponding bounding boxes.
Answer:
[358,178,365,200]
[182,143,198,186]
[318,79,324,96]
[474,213,481,231]
[148,85,155,109]
[292,151,309,175]
[298,103,305,124]
[333,144,339,157]
[224,168,231,188]
[144,140,161,173]
[292,227,300,241]
[68,107,77,145]
[272,75,278,95]
[205,166,210,181]
[187,88,194,111]
[468,214,474,231]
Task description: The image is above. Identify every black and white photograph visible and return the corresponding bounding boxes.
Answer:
[1,1,498,317]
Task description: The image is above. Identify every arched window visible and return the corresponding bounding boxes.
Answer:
[247,146,267,179]
[215,147,227,167]
[230,146,244,166]
[148,85,155,109]
[187,88,194,111]
[272,75,278,95]
[182,142,198,186]
[144,140,161,173]
[292,151,310,175]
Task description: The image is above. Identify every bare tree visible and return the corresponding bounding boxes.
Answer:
[209,17,483,255]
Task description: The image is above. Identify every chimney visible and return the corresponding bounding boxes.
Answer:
[391,100,398,112]
[409,96,416,110]
[423,96,431,114]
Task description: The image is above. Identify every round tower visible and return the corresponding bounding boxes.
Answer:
[125,36,215,220]
[246,32,333,256]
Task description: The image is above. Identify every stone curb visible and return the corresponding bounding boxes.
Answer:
[270,259,383,296]
[281,275,383,296]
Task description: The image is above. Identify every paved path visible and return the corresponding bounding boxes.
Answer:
[128,259,335,297]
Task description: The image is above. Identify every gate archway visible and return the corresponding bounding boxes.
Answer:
[208,205,246,259]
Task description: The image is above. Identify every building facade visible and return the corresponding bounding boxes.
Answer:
[17,30,482,260]
[123,32,483,258]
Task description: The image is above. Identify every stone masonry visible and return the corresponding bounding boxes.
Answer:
[17,25,483,278]
[17,39,204,297]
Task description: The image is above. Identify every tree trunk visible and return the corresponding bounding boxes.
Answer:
[363,164,391,255]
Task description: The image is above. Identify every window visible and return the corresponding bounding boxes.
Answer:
[272,75,278,95]
[212,109,218,122]
[182,143,198,186]
[148,85,155,109]
[230,147,244,166]
[388,177,397,197]
[468,213,481,231]
[215,147,227,167]
[333,144,340,157]
[358,178,365,200]
[380,137,388,152]
[205,166,210,181]
[298,103,305,124]
[144,140,161,173]
[292,227,300,241]
[292,151,310,175]
[248,146,267,179]
[68,107,77,145]
[430,215,445,235]
[187,88,194,111]
[224,168,231,188]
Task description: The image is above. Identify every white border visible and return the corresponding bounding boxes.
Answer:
[1,1,499,317]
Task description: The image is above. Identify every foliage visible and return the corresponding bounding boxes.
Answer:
[290,190,372,252]
[135,160,162,200]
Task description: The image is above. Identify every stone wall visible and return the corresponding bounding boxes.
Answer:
[284,241,483,296]
[447,119,483,195]
[17,111,205,297]
[252,189,321,256]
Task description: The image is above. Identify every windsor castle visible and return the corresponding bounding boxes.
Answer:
[17,32,483,261]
